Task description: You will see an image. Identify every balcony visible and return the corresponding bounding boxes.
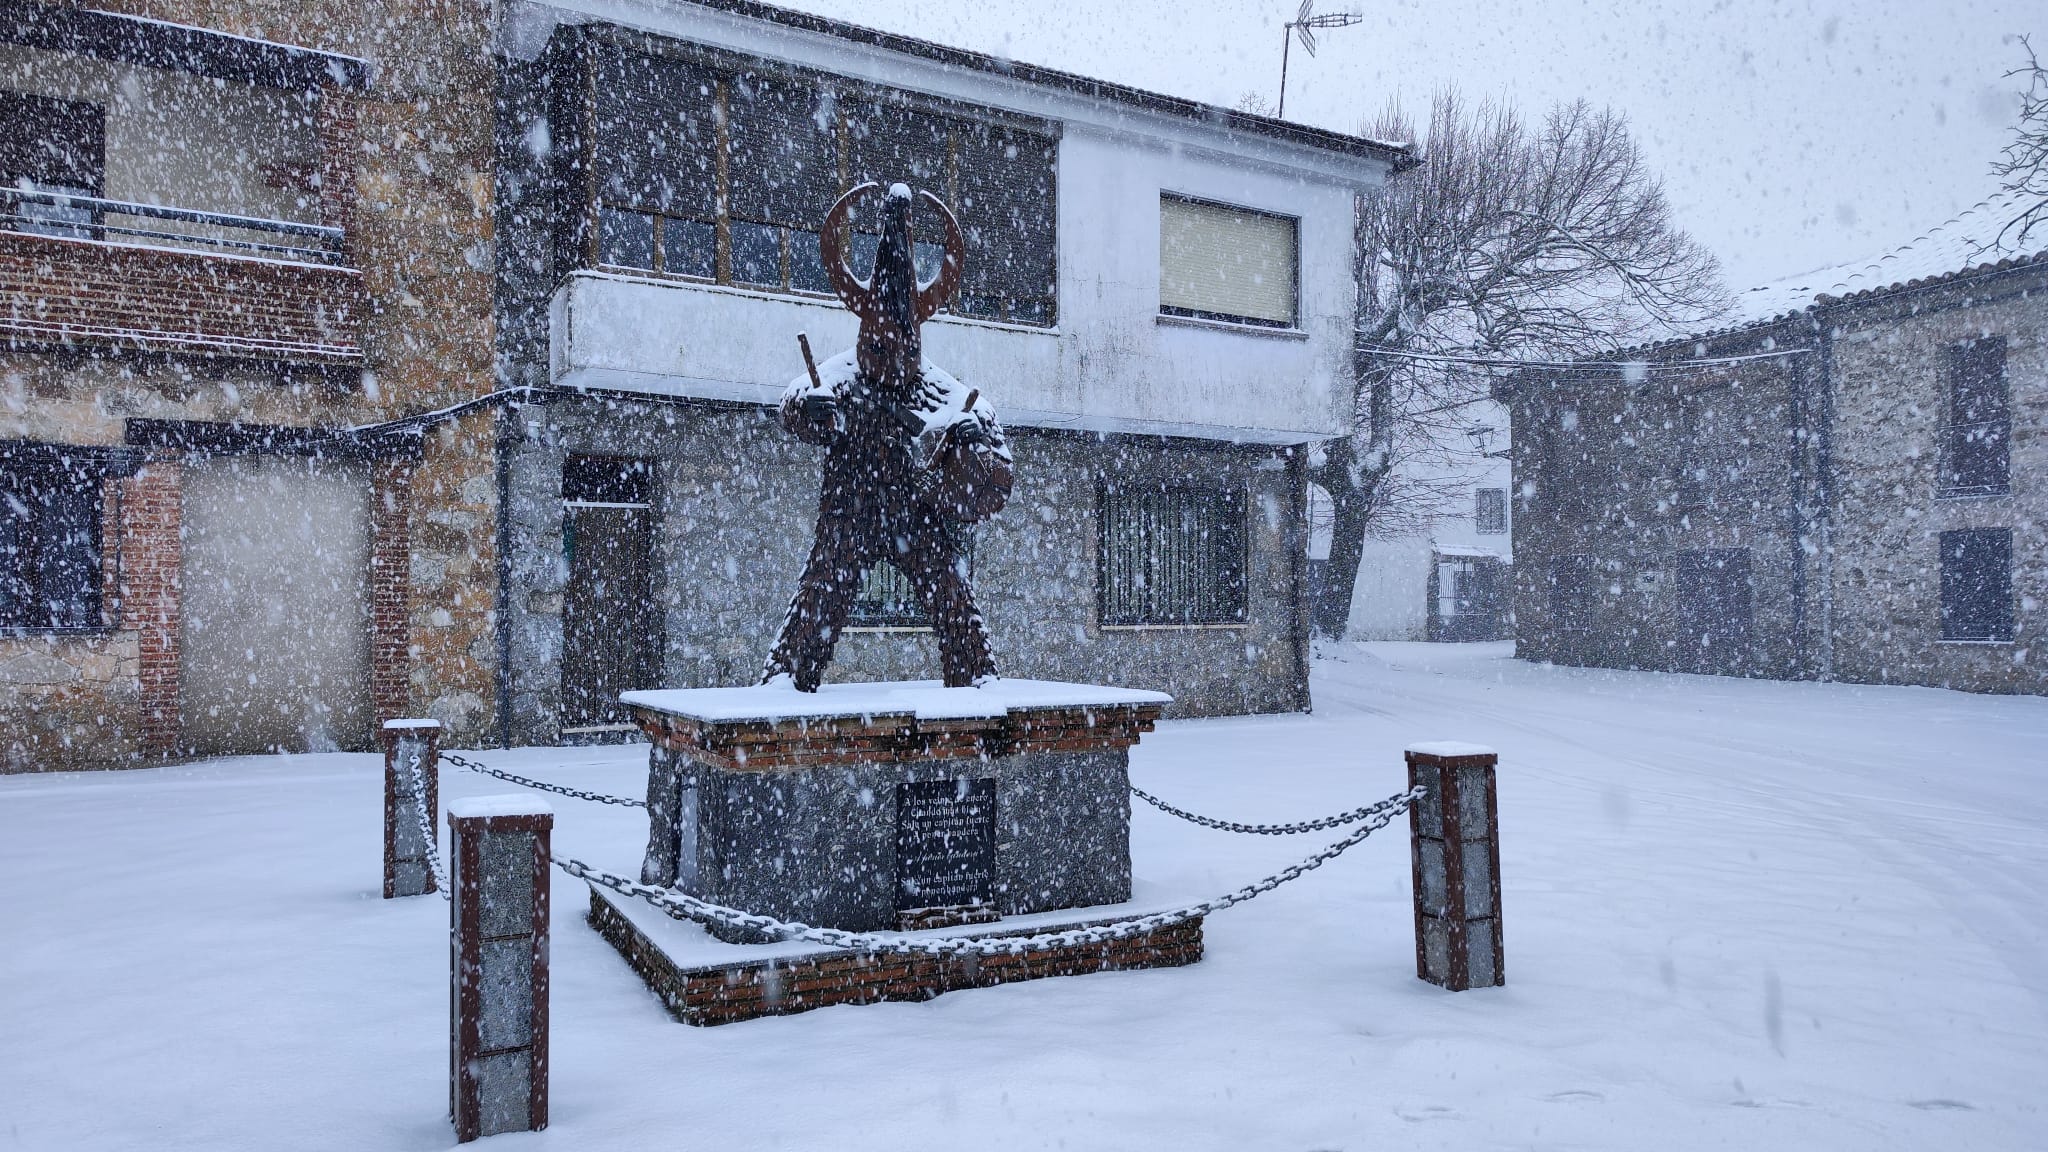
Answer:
[0,5,366,363]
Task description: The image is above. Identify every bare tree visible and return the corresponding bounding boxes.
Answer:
[1308,92,1726,638]
[1994,34,2048,248]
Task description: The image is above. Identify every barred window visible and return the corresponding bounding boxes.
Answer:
[1474,488,1508,534]
[1939,528,2012,642]
[847,537,975,629]
[1,463,103,631]
[1941,337,2009,496]
[1098,486,1247,626]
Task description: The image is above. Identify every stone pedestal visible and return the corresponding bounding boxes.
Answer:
[1406,742,1504,991]
[381,718,442,898]
[448,797,552,1142]
[624,679,1170,942]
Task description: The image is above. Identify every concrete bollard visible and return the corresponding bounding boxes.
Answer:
[381,718,443,898]
[448,796,552,1142]
[1406,742,1504,991]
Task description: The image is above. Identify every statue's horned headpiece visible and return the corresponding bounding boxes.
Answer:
[819,181,965,324]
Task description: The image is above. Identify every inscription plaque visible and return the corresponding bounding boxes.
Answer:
[896,777,999,929]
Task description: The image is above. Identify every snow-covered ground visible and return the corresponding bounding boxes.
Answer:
[4,643,2044,1151]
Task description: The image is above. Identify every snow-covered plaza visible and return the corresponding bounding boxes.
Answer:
[3,642,2043,1151]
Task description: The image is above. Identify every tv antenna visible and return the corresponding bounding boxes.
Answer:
[1278,1,1363,118]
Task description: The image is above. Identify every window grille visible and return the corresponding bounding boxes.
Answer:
[1474,488,1508,534]
[1939,528,2013,641]
[1098,486,1248,626]
[1158,194,1298,328]
[846,534,977,629]
[0,463,103,631]
[1940,337,2009,496]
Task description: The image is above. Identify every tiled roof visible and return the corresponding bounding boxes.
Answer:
[1732,190,2047,324]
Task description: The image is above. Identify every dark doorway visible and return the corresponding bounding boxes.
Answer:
[1428,553,1509,641]
[560,456,656,734]
[1674,548,1754,675]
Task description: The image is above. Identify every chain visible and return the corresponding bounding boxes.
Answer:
[1130,783,1416,836]
[441,751,646,808]
[556,785,1424,957]
[401,749,451,901]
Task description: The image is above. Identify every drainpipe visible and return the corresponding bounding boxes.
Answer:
[495,401,516,749]
[1815,310,1838,682]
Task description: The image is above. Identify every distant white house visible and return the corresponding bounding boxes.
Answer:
[1341,402,1515,642]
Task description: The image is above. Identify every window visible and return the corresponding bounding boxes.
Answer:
[1158,194,1298,328]
[1939,528,2012,642]
[1941,337,2009,496]
[0,90,107,239]
[1548,554,1599,636]
[0,463,103,631]
[1474,488,1508,534]
[1098,486,1248,626]
[596,206,715,280]
[848,538,977,629]
[1677,390,1742,508]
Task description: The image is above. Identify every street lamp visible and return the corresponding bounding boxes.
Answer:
[1465,423,1514,460]
[1278,1,1363,118]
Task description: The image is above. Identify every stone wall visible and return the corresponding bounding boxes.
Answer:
[1509,259,2044,695]
[1826,264,2047,694]
[1506,326,1821,679]
[500,393,1309,743]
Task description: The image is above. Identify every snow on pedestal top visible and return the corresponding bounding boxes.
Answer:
[448,794,553,819]
[620,678,1172,723]
[1405,740,1498,759]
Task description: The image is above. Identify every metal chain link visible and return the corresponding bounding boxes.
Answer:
[401,749,451,901]
[441,751,646,808]
[1130,782,1416,836]
[555,785,1425,957]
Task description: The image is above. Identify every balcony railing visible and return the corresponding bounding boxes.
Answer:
[0,188,345,266]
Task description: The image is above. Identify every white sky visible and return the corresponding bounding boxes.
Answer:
[768,0,2037,292]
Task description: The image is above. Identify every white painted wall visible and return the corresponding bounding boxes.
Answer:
[1345,404,1515,640]
[533,0,1390,443]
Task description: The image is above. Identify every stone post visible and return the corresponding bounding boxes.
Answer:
[1406,742,1504,991]
[639,744,693,888]
[448,797,552,1142]
[382,718,443,898]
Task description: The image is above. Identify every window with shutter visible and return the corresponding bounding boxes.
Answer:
[1939,528,2013,641]
[1159,195,1298,328]
[1474,488,1508,534]
[1941,338,2009,496]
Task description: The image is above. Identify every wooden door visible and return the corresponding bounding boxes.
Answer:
[1675,548,1754,676]
[559,456,655,733]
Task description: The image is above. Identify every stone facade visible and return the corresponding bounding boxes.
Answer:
[498,394,1310,741]
[0,3,500,769]
[1506,256,2045,695]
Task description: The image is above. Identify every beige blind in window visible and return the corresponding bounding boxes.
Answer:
[1159,196,1298,326]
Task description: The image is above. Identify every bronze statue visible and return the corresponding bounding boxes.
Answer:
[760,182,1013,691]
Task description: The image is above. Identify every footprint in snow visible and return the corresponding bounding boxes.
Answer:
[1906,1099,1975,1111]
[1546,1090,1605,1104]
[1394,1104,1458,1123]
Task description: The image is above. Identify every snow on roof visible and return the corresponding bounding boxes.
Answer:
[1732,190,2048,324]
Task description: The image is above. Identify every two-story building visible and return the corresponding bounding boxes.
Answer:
[1,0,1409,769]
[482,0,1411,741]
[0,0,498,769]
[1504,191,2044,694]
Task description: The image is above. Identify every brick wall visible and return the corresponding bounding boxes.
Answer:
[0,231,364,362]
[119,461,183,755]
[369,458,415,723]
